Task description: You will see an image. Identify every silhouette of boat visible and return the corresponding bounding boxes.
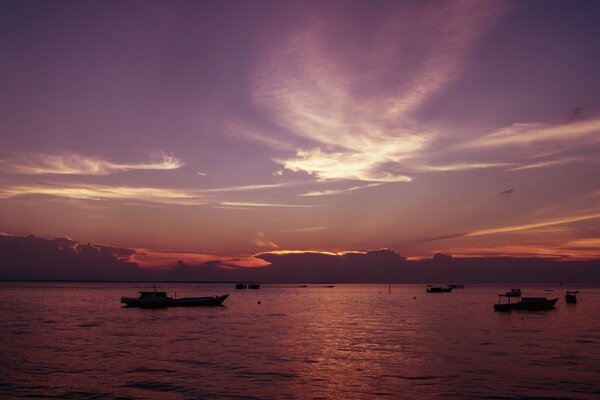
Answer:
[121,285,228,308]
[494,293,558,311]
[235,282,260,289]
[426,286,452,293]
[565,290,578,304]
[505,288,522,297]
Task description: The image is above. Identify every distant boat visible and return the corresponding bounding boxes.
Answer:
[448,284,465,289]
[426,286,452,293]
[325,285,335,288]
[565,291,579,304]
[505,288,522,297]
[235,283,260,289]
[121,285,228,308]
[493,293,558,311]
[300,285,308,288]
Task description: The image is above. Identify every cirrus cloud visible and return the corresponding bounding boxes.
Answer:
[0,152,183,175]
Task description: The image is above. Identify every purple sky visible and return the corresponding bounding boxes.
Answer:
[1,0,599,268]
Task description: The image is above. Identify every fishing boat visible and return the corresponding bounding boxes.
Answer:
[121,285,228,308]
[565,291,579,304]
[426,286,452,293]
[235,283,247,289]
[493,293,558,311]
[248,283,260,289]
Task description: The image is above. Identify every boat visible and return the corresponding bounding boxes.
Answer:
[448,284,465,289]
[121,285,228,308]
[565,291,579,304]
[505,288,522,297]
[236,282,260,289]
[493,293,558,311]
[426,286,452,293]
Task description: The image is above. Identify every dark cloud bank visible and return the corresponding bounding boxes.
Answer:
[1,234,599,283]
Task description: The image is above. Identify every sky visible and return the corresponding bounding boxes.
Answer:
[1,0,599,271]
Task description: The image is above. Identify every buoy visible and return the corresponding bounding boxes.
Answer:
[257,301,261,304]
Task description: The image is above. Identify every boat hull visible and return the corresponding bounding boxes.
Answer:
[427,287,452,293]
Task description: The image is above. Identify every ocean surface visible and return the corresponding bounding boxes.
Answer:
[1,282,599,399]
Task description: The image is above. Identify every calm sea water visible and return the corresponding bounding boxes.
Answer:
[1,282,599,399]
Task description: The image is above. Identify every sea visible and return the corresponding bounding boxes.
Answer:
[1,282,599,399]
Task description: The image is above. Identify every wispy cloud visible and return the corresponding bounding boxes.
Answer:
[239,2,509,182]
[299,183,383,197]
[253,232,278,249]
[0,183,205,205]
[509,157,583,171]
[466,213,600,237]
[420,162,514,172]
[465,119,600,151]
[276,226,329,233]
[0,152,183,175]
[0,181,302,206]
[219,201,316,208]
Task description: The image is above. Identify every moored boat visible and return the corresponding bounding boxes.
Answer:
[493,294,558,311]
[121,285,228,308]
[426,285,452,293]
[565,291,578,304]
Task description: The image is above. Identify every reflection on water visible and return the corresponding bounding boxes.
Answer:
[1,283,599,399]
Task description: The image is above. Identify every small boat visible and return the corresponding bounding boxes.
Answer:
[426,286,452,293]
[493,294,558,311]
[505,288,522,297]
[565,291,579,304]
[121,285,228,308]
[236,283,260,289]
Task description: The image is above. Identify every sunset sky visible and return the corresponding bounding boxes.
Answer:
[1,0,599,269]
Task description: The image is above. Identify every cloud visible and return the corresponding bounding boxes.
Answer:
[509,156,583,171]
[0,181,308,207]
[238,1,509,182]
[298,183,383,197]
[465,118,600,151]
[466,213,600,237]
[218,201,317,208]
[419,162,515,172]
[0,234,142,280]
[131,248,270,269]
[0,183,206,205]
[0,152,183,175]
[276,226,329,233]
[253,232,278,249]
